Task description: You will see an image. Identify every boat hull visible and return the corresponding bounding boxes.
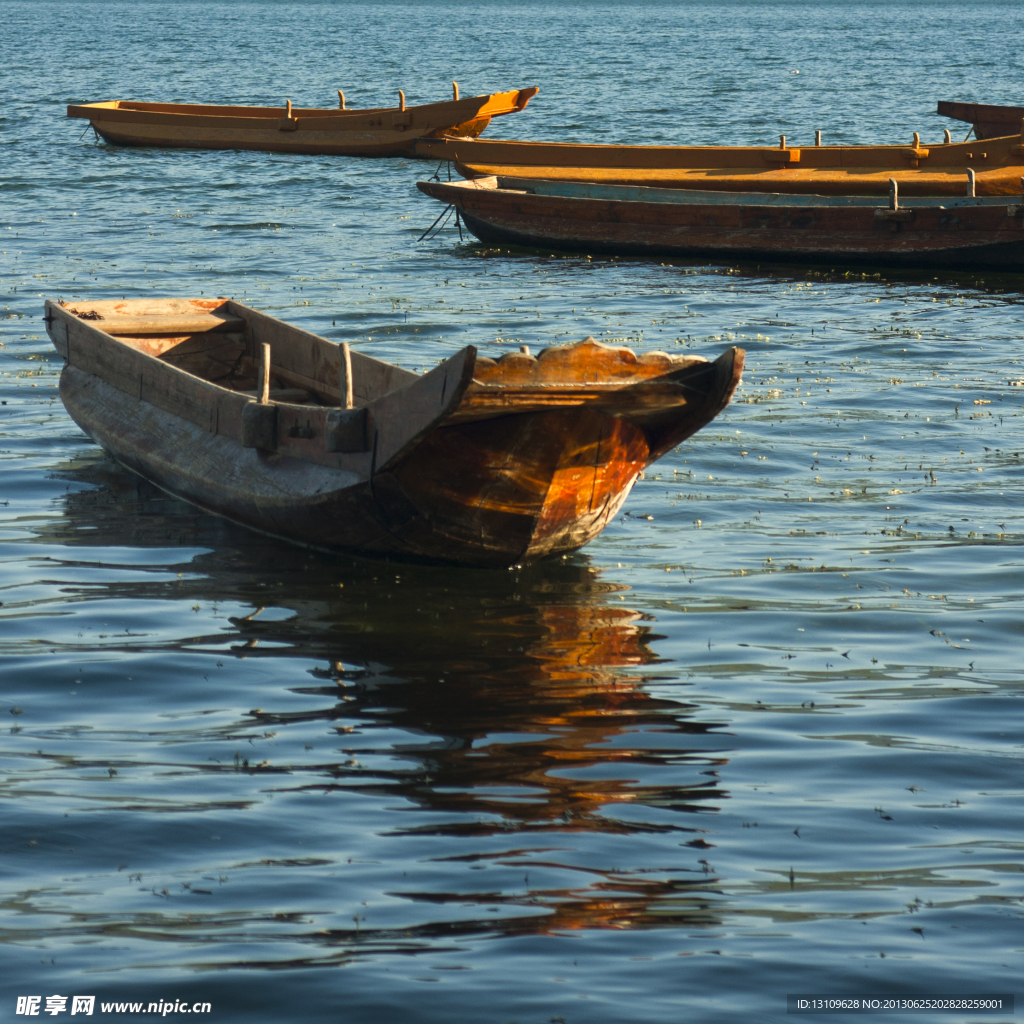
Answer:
[938,101,1024,141]
[60,365,645,567]
[69,90,538,158]
[419,179,1024,269]
[416,134,1024,196]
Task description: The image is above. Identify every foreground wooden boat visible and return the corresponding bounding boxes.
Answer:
[938,101,1024,141]
[67,87,538,157]
[415,129,1024,196]
[417,176,1024,269]
[44,298,742,567]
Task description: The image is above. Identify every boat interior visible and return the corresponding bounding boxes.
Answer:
[489,176,1024,208]
[56,298,725,424]
[56,298,417,409]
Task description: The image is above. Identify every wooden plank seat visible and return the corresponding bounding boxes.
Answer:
[99,313,245,335]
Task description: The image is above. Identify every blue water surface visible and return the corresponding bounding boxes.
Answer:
[2,2,1023,1022]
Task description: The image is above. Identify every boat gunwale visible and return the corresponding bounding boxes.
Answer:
[67,88,538,127]
[426,175,1024,211]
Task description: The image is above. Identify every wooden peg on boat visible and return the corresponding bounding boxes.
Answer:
[779,134,786,149]
[889,178,898,212]
[814,130,821,146]
[944,129,952,144]
[341,342,354,410]
[338,90,345,110]
[398,90,406,112]
[913,132,920,148]
[452,81,459,101]
[966,167,976,198]
[285,100,292,120]
[258,343,271,404]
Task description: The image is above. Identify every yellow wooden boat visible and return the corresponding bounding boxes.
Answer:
[68,86,538,158]
[415,127,1024,196]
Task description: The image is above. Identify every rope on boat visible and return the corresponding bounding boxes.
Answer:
[428,161,454,182]
[417,204,455,242]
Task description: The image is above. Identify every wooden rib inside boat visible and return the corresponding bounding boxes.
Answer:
[415,129,1024,195]
[416,175,1024,269]
[67,87,539,157]
[45,298,742,567]
[938,101,1024,141]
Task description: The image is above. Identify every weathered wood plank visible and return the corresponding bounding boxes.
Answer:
[96,313,244,335]
[228,300,417,404]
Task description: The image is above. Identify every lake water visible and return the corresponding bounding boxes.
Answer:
[2,2,1024,1021]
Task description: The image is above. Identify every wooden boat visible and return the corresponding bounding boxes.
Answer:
[44,298,742,568]
[938,101,1024,141]
[67,86,538,157]
[414,129,1024,196]
[416,175,1024,269]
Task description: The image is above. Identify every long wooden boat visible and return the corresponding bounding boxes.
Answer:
[67,87,538,157]
[44,298,742,568]
[938,101,1024,141]
[414,129,1024,196]
[416,176,1024,269]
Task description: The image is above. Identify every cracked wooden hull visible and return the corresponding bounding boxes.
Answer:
[47,298,741,568]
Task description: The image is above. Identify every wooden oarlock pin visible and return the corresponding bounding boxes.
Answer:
[338,90,345,109]
[452,81,459,101]
[888,178,898,212]
[341,342,354,410]
[398,90,406,112]
[779,134,786,149]
[814,130,821,146]
[913,132,920,148]
[258,343,271,404]
[285,100,292,120]
[967,167,976,198]
[944,129,952,144]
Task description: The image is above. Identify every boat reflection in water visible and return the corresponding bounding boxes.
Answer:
[35,455,734,956]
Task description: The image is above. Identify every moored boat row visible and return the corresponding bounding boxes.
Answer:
[55,84,1024,566]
